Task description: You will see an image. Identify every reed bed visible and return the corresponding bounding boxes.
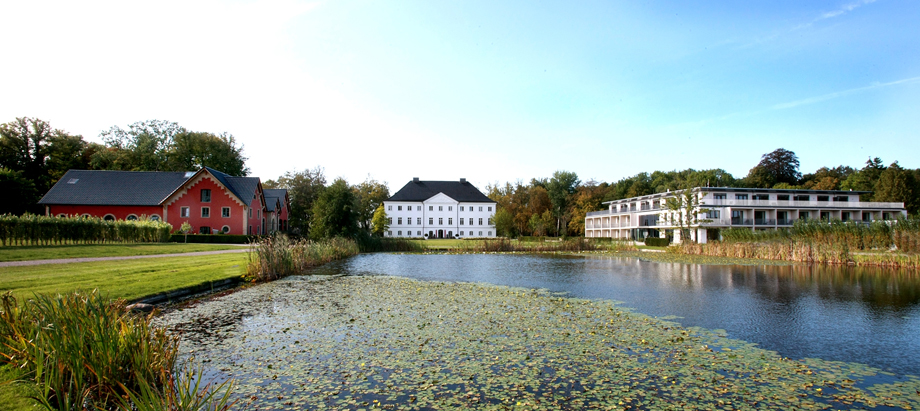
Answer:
[0,291,233,411]
[354,234,426,253]
[463,238,637,253]
[0,214,172,246]
[679,217,920,269]
[246,234,360,281]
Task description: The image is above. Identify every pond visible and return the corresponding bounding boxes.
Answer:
[160,253,920,409]
[336,253,920,376]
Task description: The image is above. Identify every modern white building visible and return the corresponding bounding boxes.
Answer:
[384,178,497,239]
[585,187,908,243]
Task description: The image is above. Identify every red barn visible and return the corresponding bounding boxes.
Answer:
[39,167,287,235]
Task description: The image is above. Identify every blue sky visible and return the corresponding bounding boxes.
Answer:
[1,0,917,190]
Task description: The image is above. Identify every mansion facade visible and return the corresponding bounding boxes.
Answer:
[383,178,496,238]
[585,187,907,243]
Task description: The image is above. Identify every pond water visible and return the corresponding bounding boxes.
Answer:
[325,253,920,376]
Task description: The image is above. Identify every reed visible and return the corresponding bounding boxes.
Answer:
[0,291,232,410]
[0,214,172,246]
[462,238,637,253]
[246,233,360,281]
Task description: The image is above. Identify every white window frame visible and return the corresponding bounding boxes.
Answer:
[181,207,190,218]
[201,207,210,218]
[222,207,231,218]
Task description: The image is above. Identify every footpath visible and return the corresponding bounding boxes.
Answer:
[0,249,249,268]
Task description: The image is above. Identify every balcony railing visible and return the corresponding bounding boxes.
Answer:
[703,199,904,209]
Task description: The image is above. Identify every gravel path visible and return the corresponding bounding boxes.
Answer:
[0,249,250,268]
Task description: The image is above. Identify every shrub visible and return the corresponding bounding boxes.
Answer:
[0,214,172,246]
[169,234,258,244]
[644,237,670,247]
[0,291,233,410]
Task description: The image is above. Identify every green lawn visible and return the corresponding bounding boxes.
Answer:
[0,243,242,262]
[0,253,248,302]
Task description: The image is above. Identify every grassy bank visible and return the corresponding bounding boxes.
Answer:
[160,276,920,410]
[0,243,241,262]
[0,253,247,302]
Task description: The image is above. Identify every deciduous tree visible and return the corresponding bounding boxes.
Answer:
[310,178,358,240]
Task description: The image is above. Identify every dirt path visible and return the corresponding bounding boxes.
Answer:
[0,249,250,268]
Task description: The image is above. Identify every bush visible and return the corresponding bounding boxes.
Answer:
[0,214,172,246]
[644,237,670,247]
[0,291,233,410]
[169,234,258,244]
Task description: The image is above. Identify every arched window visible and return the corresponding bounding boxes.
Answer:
[57,214,67,218]
[103,214,116,221]
[126,214,138,221]
[81,214,91,218]
[149,215,161,221]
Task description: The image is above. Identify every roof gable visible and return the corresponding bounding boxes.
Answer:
[388,180,493,203]
[39,170,191,206]
[422,192,458,204]
[162,168,261,208]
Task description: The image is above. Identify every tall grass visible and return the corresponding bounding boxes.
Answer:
[680,217,920,268]
[0,214,172,246]
[246,234,360,281]
[0,291,233,410]
[354,233,426,252]
[463,238,637,253]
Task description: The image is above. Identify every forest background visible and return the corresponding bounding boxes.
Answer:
[2,117,918,239]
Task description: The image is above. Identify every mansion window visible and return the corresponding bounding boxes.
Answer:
[429,206,433,211]
[448,206,453,211]
[201,207,210,218]
[388,205,392,210]
[488,218,492,225]
[439,206,443,211]
[417,206,421,211]
[398,231,402,235]
[398,217,403,225]
[398,206,402,211]
[479,206,483,211]
[438,218,443,225]
[201,189,211,202]
[448,218,453,225]
[417,218,421,225]
[222,207,230,218]
[460,206,464,211]
[180,207,190,218]
[429,218,433,225]
[388,217,393,224]
[468,218,473,225]
[460,219,464,225]
[488,206,492,211]
[479,218,483,225]
[407,218,412,225]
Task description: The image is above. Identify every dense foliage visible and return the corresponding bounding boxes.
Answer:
[0,215,172,246]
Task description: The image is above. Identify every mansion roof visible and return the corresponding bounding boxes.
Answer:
[388,179,493,203]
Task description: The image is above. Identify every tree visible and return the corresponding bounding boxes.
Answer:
[353,177,389,232]
[492,208,514,237]
[371,205,389,236]
[745,148,801,187]
[0,168,37,215]
[166,131,249,175]
[546,170,580,237]
[96,120,182,171]
[310,178,358,240]
[659,188,710,244]
[874,162,919,214]
[267,167,326,235]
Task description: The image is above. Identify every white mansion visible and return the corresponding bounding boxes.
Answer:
[585,187,908,243]
[383,178,497,239]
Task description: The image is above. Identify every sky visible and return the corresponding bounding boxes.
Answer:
[1,0,918,192]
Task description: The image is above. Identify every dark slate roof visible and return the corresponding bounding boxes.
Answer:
[205,167,261,205]
[39,170,192,206]
[263,189,288,212]
[388,180,494,203]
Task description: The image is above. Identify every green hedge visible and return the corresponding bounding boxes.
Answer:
[519,236,546,243]
[169,234,259,244]
[0,214,172,246]
[644,237,670,247]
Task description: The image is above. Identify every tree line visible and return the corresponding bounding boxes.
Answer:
[0,117,249,215]
[487,148,920,238]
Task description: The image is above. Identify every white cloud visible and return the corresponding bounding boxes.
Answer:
[771,76,920,110]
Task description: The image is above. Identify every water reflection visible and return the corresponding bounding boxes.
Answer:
[334,253,920,375]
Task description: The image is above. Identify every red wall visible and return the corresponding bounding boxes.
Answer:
[165,177,248,235]
[48,205,163,220]
[247,192,264,235]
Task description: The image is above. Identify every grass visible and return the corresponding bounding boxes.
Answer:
[0,365,36,410]
[0,243,242,262]
[0,253,248,302]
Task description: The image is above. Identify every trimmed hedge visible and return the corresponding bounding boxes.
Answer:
[644,237,670,247]
[519,236,546,243]
[0,214,172,246]
[169,234,259,244]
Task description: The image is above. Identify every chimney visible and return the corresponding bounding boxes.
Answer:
[460,178,467,183]
[413,177,419,183]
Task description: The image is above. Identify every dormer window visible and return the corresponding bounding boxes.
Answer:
[67,178,79,184]
[201,189,211,202]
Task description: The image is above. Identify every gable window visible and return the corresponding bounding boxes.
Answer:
[201,189,211,202]
[180,207,190,218]
[201,207,210,218]
[222,207,230,218]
